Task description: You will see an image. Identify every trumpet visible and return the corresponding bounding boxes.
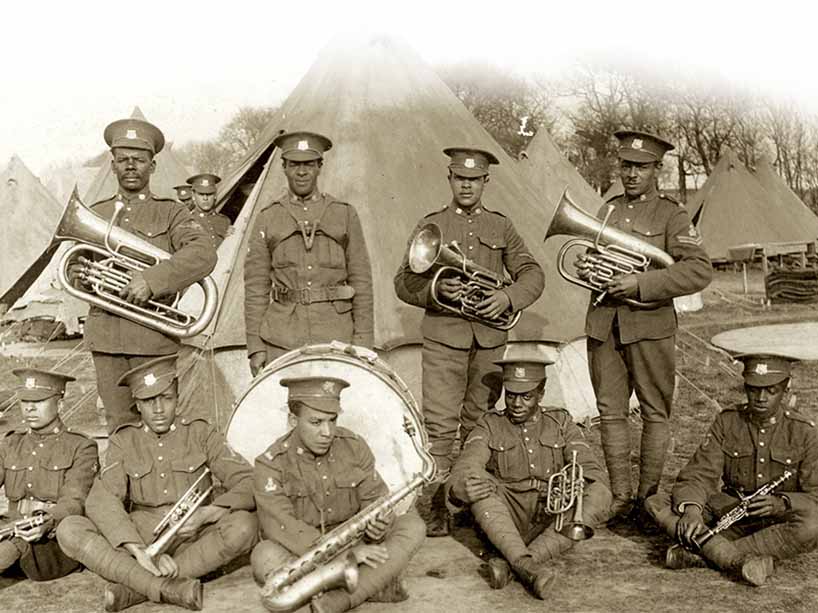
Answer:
[544,450,593,541]
[145,468,214,559]
[0,513,51,541]
[52,187,218,339]
[544,187,675,309]
[408,223,521,330]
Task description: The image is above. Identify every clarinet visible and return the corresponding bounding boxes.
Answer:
[0,513,50,541]
[693,470,793,549]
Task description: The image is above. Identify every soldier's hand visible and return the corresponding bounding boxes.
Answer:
[475,289,512,320]
[364,509,394,543]
[155,553,179,578]
[605,274,639,299]
[127,544,165,577]
[351,544,390,569]
[66,257,90,288]
[120,271,153,306]
[676,506,707,549]
[747,495,788,519]
[437,277,463,302]
[574,253,593,281]
[249,351,267,377]
[15,517,53,542]
[176,505,228,540]
[464,474,495,504]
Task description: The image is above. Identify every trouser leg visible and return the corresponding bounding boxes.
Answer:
[471,487,531,563]
[732,505,818,560]
[0,538,25,573]
[250,540,294,587]
[19,538,80,581]
[263,343,288,367]
[173,510,258,578]
[625,335,675,500]
[461,343,504,442]
[421,339,470,462]
[92,352,159,434]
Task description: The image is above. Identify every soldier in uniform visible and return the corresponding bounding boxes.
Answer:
[244,131,374,377]
[251,375,426,613]
[394,148,545,536]
[447,358,611,599]
[646,354,818,586]
[57,355,258,611]
[75,118,217,433]
[578,130,712,522]
[173,184,193,211]
[0,369,97,581]
[187,173,231,248]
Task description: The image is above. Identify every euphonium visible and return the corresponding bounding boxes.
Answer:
[145,468,214,559]
[544,187,674,309]
[544,450,593,541]
[408,223,521,330]
[52,187,218,339]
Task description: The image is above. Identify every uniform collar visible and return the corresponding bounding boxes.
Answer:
[287,190,322,204]
[624,185,657,204]
[117,187,153,203]
[291,430,333,462]
[451,202,483,216]
[27,419,65,438]
[508,409,540,428]
[139,420,178,437]
[742,405,782,428]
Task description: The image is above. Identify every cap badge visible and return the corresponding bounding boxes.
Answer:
[144,373,157,387]
[322,381,336,394]
[126,129,137,140]
[754,363,769,375]
[514,367,526,379]
[464,158,476,169]
[297,140,309,151]
[202,179,209,186]
[25,377,36,389]
[632,139,643,150]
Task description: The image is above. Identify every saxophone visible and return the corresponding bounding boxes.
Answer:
[261,419,436,613]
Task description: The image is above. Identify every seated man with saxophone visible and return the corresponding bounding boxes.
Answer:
[394,147,545,537]
[0,368,97,581]
[57,355,258,611]
[646,353,818,587]
[447,357,611,599]
[251,375,426,613]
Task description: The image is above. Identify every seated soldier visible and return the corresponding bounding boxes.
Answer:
[57,354,258,611]
[251,375,426,613]
[0,369,97,581]
[447,357,611,599]
[646,353,818,586]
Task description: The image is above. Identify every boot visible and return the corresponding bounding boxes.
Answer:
[487,557,512,589]
[608,496,634,524]
[368,576,410,603]
[104,583,148,612]
[637,421,670,500]
[159,577,203,611]
[600,419,632,522]
[740,556,775,587]
[425,484,451,537]
[665,545,707,570]
[511,555,556,600]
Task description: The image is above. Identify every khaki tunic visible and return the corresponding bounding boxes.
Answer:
[192,210,231,249]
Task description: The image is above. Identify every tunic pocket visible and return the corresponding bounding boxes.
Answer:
[39,453,74,501]
[769,446,799,487]
[722,444,754,489]
[2,456,27,500]
[488,438,522,480]
[124,457,154,504]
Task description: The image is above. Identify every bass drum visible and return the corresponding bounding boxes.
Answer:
[226,342,432,514]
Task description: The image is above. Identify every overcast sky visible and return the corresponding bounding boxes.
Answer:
[2,0,816,177]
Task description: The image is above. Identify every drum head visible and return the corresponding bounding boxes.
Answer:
[226,343,430,512]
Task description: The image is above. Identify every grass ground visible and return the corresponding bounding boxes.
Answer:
[1,269,817,612]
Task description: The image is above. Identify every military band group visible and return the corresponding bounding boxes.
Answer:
[0,115,816,613]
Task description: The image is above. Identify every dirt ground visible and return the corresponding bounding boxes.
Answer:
[1,268,818,612]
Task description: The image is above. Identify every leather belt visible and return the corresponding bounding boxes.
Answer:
[17,498,56,516]
[504,478,549,494]
[273,285,356,305]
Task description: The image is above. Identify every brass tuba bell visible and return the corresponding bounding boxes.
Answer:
[544,187,674,309]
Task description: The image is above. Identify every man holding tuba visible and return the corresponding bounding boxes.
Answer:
[645,353,818,586]
[57,355,258,611]
[578,130,712,523]
[70,118,217,434]
[0,368,98,582]
[447,357,611,599]
[251,375,426,613]
[394,147,545,537]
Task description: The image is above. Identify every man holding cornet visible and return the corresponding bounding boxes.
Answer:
[0,368,97,581]
[577,130,712,524]
[57,355,257,611]
[447,357,611,599]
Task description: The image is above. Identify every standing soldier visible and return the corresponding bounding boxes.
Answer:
[394,147,545,536]
[447,358,611,599]
[78,118,217,433]
[57,355,258,611]
[578,130,712,522]
[645,354,818,586]
[244,131,374,376]
[0,369,98,581]
[187,173,231,248]
[173,184,193,211]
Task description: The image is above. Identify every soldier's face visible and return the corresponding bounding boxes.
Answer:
[620,160,659,198]
[283,160,321,197]
[449,172,487,209]
[295,405,337,456]
[744,380,787,420]
[505,383,545,424]
[111,147,155,194]
[20,396,61,431]
[192,190,216,212]
[136,382,178,434]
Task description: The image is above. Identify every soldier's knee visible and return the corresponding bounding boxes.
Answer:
[55,515,95,557]
[251,540,291,586]
[790,512,818,551]
[396,509,427,546]
[220,511,259,555]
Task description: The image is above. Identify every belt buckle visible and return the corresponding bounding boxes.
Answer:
[298,288,312,305]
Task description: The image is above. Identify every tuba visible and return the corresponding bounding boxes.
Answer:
[544,187,675,309]
[544,450,593,541]
[51,187,218,339]
[408,223,521,330]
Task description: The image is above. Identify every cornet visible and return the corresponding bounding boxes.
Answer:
[544,187,675,309]
[544,450,593,541]
[51,187,218,339]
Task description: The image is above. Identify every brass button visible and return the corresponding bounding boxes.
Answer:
[158,456,164,461]
[759,442,765,447]
[759,458,765,463]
